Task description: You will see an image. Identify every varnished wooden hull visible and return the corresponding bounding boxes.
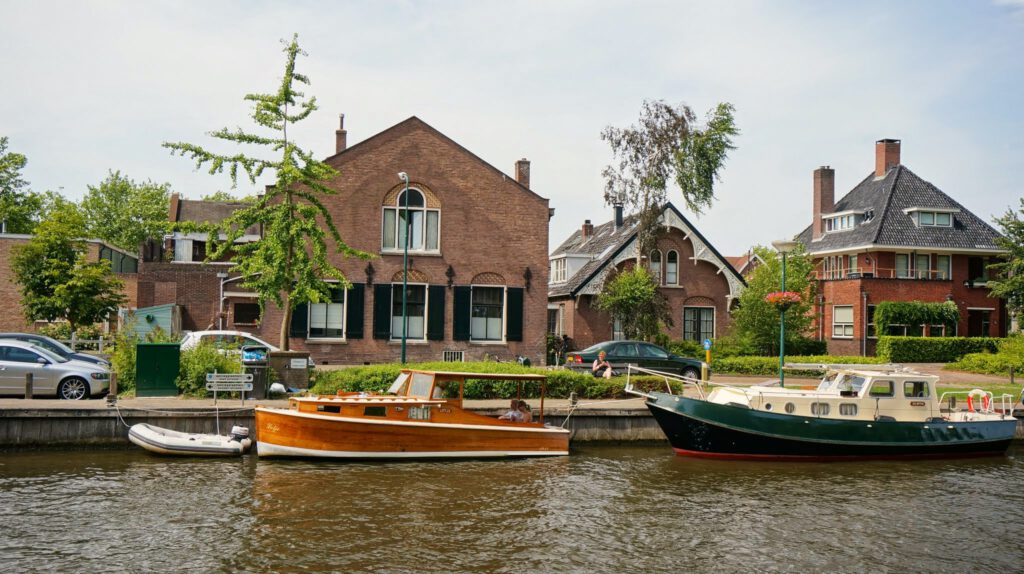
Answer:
[255,407,570,459]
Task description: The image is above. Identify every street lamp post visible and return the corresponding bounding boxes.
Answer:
[398,172,410,364]
[772,239,799,387]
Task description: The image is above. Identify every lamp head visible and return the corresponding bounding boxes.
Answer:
[771,239,799,254]
[398,172,409,183]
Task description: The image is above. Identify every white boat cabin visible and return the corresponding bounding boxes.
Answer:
[706,368,1001,423]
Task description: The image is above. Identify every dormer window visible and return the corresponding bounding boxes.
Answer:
[550,258,567,283]
[903,207,957,228]
[823,210,863,233]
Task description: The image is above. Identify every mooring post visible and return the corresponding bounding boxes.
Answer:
[107,373,118,406]
[25,372,33,399]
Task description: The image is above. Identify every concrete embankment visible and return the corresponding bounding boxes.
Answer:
[0,397,664,448]
[1,396,1022,448]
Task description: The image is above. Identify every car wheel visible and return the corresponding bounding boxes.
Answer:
[58,377,90,400]
[681,367,701,381]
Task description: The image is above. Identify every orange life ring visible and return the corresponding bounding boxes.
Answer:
[967,389,988,413]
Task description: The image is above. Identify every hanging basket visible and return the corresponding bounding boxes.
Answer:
[765,291,802,312]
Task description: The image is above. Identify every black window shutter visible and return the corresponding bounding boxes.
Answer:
[372,284,392,340]
[506,287,524,341]
[346,283,365,339]
[427,285,446,341]
[453,286,471,341]
[289,302,308,338]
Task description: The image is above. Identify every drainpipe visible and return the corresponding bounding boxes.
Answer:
[861,291,868,356]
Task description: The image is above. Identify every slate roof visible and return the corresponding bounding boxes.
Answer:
[549,203,743,298]
[795,165,1003,253]
[176,199,260,235]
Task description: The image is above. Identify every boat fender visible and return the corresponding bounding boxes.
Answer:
[966,389,987,413]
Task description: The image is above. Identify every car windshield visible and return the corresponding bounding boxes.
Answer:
[34,338,74,356]
[30,344,69,363]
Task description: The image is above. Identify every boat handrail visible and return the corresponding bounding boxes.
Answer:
[623,365,708,400]
[936,389,1010,415]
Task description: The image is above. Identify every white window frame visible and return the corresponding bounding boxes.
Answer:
[174,239,194,262]
[550,258,567,284]
[935,254,951,280]
[832,305,854,339]
[382,188,441,255]
[390,282,429,342]
[469,284,506,343]
[683,306,715,341]
[307,282,346,341]
[650,250,662,284]
[666,250,678,285]
[612,317,625,341]
[895,253,911,279]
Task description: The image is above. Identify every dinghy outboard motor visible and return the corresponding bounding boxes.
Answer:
[229,426,250,443]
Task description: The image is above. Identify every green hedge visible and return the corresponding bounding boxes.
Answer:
[309,361,687,399]
[711,355,885,376]
[946,337,1024,375]
[876,336,1003,363]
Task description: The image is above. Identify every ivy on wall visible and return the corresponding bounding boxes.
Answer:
[873,301,959,336]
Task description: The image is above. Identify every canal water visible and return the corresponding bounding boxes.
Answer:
[2,445,1022,573]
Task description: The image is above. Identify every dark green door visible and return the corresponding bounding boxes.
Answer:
[136,343,181,397]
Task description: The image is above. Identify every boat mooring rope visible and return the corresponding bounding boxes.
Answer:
[559,397,642,428]
[109,403,253,430]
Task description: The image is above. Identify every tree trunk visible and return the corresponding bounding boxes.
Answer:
[279,291,291,351]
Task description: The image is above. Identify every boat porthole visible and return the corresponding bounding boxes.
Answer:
[764,403,773,411]
[785,403,795,414]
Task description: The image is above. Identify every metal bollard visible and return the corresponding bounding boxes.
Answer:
[25,372,33,399]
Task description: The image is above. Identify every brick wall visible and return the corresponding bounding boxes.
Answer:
[136,262,222,331]
[0,237,33,331]
[814,251,1007,355]
[145,118,551,365]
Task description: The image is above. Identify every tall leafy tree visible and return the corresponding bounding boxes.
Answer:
[80,170,172,252]
[0,136,37,233]
[601,101,738,256]
[163,34,371,350]
[11,203,127,334]
[988,198,1024,326]
[594,266,673,341]
[732,245,816,355]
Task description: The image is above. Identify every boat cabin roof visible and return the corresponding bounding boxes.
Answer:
[388,370,548,399]
[401,369,546,382]
[816,369,938,397]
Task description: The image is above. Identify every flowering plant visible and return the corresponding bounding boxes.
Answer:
[764,291,802,311]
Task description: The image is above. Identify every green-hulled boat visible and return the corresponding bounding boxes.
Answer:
[628,365,1019,461]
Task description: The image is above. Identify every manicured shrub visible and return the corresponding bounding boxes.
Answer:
[309,361,687,399]
[876,336,1003,363]
[711,355,885,377]
[947,336,1024,375]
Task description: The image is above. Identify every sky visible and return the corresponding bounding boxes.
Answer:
[2,0,1023,256]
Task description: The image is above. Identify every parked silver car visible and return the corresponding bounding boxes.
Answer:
[0,340,110,400]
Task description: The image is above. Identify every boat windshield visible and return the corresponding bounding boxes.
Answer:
[408,372,434,397]
[387,372,411,395]
[816,372,868,394]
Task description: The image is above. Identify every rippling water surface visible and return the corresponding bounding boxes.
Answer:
[1,445,1022,573]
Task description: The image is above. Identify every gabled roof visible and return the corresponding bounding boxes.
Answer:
[324,116,547,203]
[795,166,1003,253]
[726,252,763,275]
[549,203,745,298]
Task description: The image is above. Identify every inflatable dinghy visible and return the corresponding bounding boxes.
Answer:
[129,423,252,456]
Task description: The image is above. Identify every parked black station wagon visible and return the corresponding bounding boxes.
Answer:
[564,340,706,379]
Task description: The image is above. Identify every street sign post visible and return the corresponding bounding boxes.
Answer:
[206,372,254,405]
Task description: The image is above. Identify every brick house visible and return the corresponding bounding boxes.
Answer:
[726,251,764,278]
[548,203,744,350]
[0,234,138,332]
[148,115,551,365]
[794,139,1008,356]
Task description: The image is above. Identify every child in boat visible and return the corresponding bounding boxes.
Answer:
[518,401,533,423]
[499,399,524,422]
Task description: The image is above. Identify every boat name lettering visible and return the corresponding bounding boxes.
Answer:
[910,401,926,407]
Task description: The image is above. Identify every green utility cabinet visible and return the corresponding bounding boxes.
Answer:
[135,342,181,397]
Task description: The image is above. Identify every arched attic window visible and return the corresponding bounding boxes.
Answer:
[666,250,678,285]
[382,187,440,253]
[650,250,663,284]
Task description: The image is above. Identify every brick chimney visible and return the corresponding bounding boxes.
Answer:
[168,192,181,222]
[875,138,900,177]
[335,114,347,154]
[582,219,593,240]
[812,166,835,240]
[515,158,530,188]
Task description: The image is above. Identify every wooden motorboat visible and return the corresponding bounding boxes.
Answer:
[627,365,1019,461]
[255,370,570,459]
[129,423,253,456]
